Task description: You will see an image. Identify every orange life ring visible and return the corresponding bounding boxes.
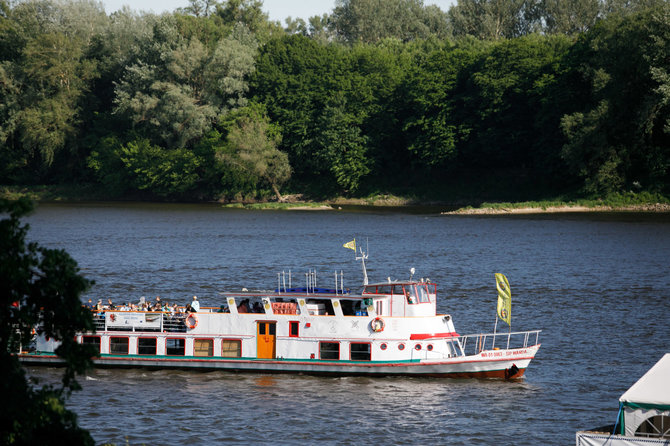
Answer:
[185,313,198,329]
[371,317,385,333]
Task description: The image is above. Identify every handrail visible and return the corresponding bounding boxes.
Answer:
[458,330,541,356]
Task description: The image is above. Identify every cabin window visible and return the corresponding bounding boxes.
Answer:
[289,321,299,337]
[81,336,101,354]
[350,343,371,361]
[320,342,340,360]
[138,337,156,355]
[376,300,383,315]
[392,285,403,295]
[166,338,185,356]
[376,285,392,295]
[221,339,241,357]
[110,337,129,355]
[194,339,213,357]
[417,284,430,303]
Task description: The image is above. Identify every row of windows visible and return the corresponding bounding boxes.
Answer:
[82,336,241,357]
[320,342,371,361]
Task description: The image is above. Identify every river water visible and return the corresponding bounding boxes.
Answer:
[23,203,670,445]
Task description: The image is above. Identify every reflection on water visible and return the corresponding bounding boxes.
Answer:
[23,203,670,445]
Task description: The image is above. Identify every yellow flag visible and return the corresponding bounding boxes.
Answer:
[343,239,356,251]
[495,273,511,326]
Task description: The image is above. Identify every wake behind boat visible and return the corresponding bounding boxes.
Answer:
[18,243,541,379]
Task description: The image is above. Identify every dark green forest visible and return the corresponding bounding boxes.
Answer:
[1,0,669,203]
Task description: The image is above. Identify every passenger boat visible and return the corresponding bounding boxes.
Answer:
[19,248,541,379]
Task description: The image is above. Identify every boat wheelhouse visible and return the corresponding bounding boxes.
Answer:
[19,256,541,379]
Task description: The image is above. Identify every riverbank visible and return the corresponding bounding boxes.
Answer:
[2,185,669,214]
[443,203,670,214]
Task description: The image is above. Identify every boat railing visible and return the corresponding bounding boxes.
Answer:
[91,311,188,333]
[458,330,541,356]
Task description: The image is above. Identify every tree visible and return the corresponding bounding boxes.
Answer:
[331,0,451,43]
[218,105,291,201]
[314,98,370,194]
[449,0,537,40]
[0,198,95,445]
[559,5,670,195]
[541,0,600,35]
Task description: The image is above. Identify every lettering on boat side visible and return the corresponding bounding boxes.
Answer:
[480,349,528,358]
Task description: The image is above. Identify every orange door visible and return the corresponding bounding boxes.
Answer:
[256,322,276,359]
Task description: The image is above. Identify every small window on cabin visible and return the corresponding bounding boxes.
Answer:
[350,343,371,361]
[320,342,340,360]
[405,285,418,304]
[392,285,403,295]
[289,321,299,337]
[194,339,213,357]
[222,339,241,357]
[417,284,430,303]
[138,338,156,355]
[81,336,101,354]
[110,337,129,355]
[166,338,185,356]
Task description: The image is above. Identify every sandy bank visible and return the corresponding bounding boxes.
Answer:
[442,203,670,215]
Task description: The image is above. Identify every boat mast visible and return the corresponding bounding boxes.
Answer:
[357,242,369,285]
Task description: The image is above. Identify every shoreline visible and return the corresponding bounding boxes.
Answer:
[2,185,670,214]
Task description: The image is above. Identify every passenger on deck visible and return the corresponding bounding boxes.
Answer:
[237,298,249,313]
[85,299,94,309]
[252,302,263,313]
[95,299,103,311]
[190,296,200,312]
[107,299,116,310]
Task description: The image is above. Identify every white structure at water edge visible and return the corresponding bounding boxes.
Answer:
[576,353,670,445]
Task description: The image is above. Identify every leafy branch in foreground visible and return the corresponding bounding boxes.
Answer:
[1,198,96,445]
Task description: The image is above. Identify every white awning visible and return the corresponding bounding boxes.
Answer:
[620,353,670,407]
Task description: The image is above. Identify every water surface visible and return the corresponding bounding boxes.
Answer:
[24,203,670,445]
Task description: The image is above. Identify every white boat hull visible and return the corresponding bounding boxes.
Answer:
[19,344,539,379]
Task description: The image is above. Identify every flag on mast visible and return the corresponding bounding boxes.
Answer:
[343,239,356,251]
[495,273,511,326]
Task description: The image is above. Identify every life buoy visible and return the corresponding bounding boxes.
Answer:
[370,317,385,333]
[185,313,198,329]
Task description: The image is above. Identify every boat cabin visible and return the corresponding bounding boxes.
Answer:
[362,281,437,317]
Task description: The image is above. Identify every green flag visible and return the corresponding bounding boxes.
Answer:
[495,273,511,326]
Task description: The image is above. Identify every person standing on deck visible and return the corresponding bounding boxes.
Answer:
[191,296,200,312]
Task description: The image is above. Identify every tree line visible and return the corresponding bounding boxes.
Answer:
[1,0,669,202]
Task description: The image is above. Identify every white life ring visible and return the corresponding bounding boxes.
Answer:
[370,317,385,333]
[185,313,198,329]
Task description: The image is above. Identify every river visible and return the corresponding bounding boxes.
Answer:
[23,203,670,445]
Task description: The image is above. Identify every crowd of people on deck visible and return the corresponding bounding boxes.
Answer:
[84,295,273,315]
[84,295,202,314]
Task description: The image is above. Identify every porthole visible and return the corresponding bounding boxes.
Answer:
[398,343,405,351]
[380,343,388,351]
[427,344,434,351]
[414,344,422,351]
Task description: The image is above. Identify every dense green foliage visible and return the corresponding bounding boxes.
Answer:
[1,198,95,445]
[1,0,669,202]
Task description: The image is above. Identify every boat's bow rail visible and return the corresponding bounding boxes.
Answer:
[458,330,541,356]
